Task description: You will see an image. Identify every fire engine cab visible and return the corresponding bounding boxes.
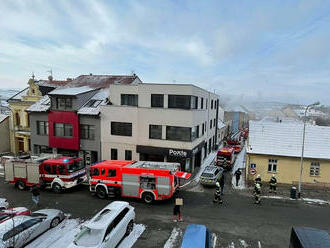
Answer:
[4,155,87,193]
[216,147,236,170]
[89,160,191,204]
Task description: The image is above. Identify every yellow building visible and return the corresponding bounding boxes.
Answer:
[246,120,330,189]
[7,76,65,154]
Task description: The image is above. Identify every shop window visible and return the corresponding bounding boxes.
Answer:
[111,122,132,136]
[125,150,132,160]
[151,94,164,108]
[166,126,191,142]
[121,94,138,106]
[268,159,277,172]
[310,162,320,176]
[111,149,118,160]
[140,176,156,190]
[149,125,162,139]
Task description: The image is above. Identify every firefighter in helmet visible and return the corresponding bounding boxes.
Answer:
[269,174,277,194]
[255,174,262,186]
[213,182,223,204]
[254,182,261,204]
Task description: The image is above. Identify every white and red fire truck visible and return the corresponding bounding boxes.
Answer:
[216,146,236,170]
[4,155,87,193]
[89,160,191,203]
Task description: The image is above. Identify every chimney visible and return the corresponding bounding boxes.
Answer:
[89,73,93,76]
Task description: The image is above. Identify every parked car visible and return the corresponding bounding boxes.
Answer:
[181,224,213,248]
[0,207,31,224]
[0,209,65,248]
[289,227,330,248]
[0,199,8,210]
[200,166,224,186]
[70,201,135,248]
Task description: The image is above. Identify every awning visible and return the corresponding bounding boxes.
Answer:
[175,171,191,180]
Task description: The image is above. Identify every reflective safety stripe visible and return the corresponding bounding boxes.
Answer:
[40,169,86,180]
[89,179,122,185]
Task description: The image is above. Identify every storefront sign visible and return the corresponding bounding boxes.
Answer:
[169,149,187,157]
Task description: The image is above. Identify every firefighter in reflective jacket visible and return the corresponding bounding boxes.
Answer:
[254,183,261,204]
[213,182,223,204]
[269,174,277,194]
[255,174,262,186]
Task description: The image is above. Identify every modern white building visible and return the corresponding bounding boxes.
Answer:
[100,83,222,172]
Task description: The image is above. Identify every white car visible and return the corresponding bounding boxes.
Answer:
[0,199,8,210]
[0,209,65,248]
[69,201,135,248]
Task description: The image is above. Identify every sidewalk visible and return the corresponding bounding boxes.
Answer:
[231,146,246,190]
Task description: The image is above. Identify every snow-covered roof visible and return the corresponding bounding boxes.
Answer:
[26,95,50,112]
[7,87,29,101]
[48,86,95,96]
[225,106,247,113]
[0,114,9,123]
[218,120,226,129]
[77,89,108,116]
[248,120,330,160]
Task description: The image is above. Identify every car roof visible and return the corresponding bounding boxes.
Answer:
[181,224,207,248]
[85,201,130,229]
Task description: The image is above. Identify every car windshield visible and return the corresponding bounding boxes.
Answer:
[67,160,85,173]
[201,172,214,178]
[74,227,103,247]
[218,154,231,160]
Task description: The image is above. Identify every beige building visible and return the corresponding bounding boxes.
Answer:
[0,114,10,153]
[246,120,330,188]
[101,83,222,172]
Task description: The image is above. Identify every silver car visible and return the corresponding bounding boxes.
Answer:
[200,166,224,186]
[69,201,135,248]
[0,209,65,248]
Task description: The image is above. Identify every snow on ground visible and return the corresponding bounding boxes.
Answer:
[302,198,330,205]
[26,218,145,248]
[163,227,182,248]
[262,195,330,205]
[231,146,246,190]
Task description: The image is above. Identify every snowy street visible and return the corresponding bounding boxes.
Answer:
[231,146,246,190]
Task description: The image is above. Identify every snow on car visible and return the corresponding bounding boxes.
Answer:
[0,209,64,248]
[69,201,135,248]
[0,199,8,210]
[0,207,31,224]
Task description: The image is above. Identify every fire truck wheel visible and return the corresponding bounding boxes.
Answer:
[125,220,134,236]
[16,180,26,190]
[142,192,154,204]
[52,183,62,193]
[96,186,107,199]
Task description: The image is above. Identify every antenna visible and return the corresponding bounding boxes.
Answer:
[46,69,53,77]
[31,72,35,80]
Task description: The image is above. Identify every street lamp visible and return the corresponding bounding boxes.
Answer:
[298,101,320,198]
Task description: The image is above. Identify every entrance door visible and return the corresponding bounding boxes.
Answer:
[18,138,24,152]
[194,151,202,168]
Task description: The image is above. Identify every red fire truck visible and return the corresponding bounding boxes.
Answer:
[89,160,191,204]
[216,146,236,170]
[4,155,87,193]
[226,139,242,153]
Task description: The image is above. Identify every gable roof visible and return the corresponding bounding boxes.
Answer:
[0,114,9,124]
[26,95,50,112]
[247,121,330,160]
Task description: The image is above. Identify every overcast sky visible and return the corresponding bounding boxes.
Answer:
[0,0,330,105]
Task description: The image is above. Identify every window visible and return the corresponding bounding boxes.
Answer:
[140,176,156,189]
[107,169,116,177]
[43,164,52,174]
[3,224,24,241]
[50,165,57,175]
[310,162,320,176]
[85,99,102,108]
[149,125,162,139]
[268,159,277,172]
[201,98,204,109]
[15,112,20,126]
[191,96,198,109]
[92,168,100,176]
[166,126,191,142]
[211,100,213,109]
[168,95,191,109]
[210,120,212,129]
[54,123,73,137]
[205,122,207,132]
[58,165,65,175]
[121,94,138,106]
[191,126,199,140]
[101,168,106,175]
[111,122,132,136]
[151,94,164,108]
[125,150,132,160]
[80,125,95,140]
[202,123,205,135]
[214,118,216,127]
[22,219,43,230]
[37,121,48,135]
[111,149,118,160]
[57,98,72,110]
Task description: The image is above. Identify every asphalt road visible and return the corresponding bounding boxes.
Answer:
[0,174,329,248]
